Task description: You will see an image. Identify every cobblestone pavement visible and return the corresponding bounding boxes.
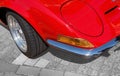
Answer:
[0,24,120,76]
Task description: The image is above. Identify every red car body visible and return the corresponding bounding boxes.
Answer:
[0,0,120,56]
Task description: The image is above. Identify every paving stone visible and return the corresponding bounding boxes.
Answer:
[0,41,13,52]
[88,70,98,76]
[64,72,84,76]
[60,60,70,65]
[112,74,120,76]
[66,63,79,72]
[111,62,120,76]
[79,66,90,75]
[0,34,11,44]
[78,66,98,76]
[0,73,4,76]
[46,61,59,70]
[41,51,62,63]
[77,65,86,74]
[34,59,49,68]
[113,51,120,63]
[55,64,68,71]
[104,56,115,66]
[1,47,20,63]
[41,52,55,62]
[0,60,19,72]
[0,47,10,59]
[24,58,40,66]
[9,48,21,60]
[54,57,62,63]
[40,69,64,76]
[12,54,28,65]
[4,72,21,76]
[99,72,110,76]
[0,42,5,48]
[16,66,40,76]
[99,55,116,73]
[100,64,112,72]
[86,57,105,71]
[117,63,120,70]
[0,27,9,36]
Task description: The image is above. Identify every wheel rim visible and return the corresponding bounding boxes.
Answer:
[7,15,27,52]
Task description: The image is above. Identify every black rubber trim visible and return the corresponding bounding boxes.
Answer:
[105,5,118,14]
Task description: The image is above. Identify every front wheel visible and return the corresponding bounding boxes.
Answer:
[6,12,48,58]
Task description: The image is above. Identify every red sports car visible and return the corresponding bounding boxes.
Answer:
[0,0,120,58]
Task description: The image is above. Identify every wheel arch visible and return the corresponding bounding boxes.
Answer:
[0,7,10,25]
[0,6,48,44]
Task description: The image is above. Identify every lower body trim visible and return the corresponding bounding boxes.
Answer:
[47,38,118,56]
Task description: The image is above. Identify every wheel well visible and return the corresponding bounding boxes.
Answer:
[0,8,8,25]
[0,7,18,25]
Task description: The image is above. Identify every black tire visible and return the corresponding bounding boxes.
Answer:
[6,12,48,58]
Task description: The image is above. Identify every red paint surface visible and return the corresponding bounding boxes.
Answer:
[0,0,120,48]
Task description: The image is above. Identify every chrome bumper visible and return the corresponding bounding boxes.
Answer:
[47,38,118,57]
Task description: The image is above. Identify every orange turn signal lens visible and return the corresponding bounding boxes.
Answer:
[57,35,94,48]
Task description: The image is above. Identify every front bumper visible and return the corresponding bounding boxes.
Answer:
[47,38,118,57]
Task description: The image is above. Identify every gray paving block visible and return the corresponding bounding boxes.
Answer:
[0,73,4,76]
[110,62,120,76]
[41,51,62,63]
[60,60,70,65]
[41,52,55,62]
[99,72,110,76]
[16,66,40,76]
[100,64,112,72]
[55,64,68,71]
[12,54,28,65]
[46,61,59,70]
[54,57,62,63]
[64,72,83,76]
[87,57,105,71]
[0,41,13,52]
[24,58,40,66]
[0,60,19,72]
[4,72,21,76]
[88,70,98,76]
[66,63,79,72]
[0,26,9,37]
[77,65,86,74]
[34,59,49,68]
[0,35,12,45]
[1,47,20,63]
[40,69,64,76]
